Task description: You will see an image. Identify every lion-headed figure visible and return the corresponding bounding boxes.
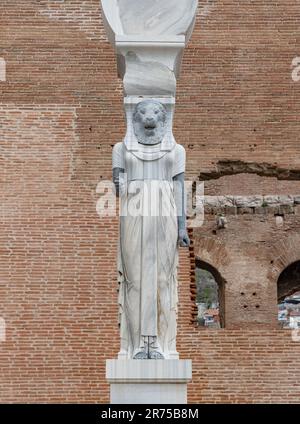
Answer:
[133,100,167,145]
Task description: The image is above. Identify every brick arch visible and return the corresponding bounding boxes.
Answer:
[268,233,300,284]
[277,261,300,301]
[193,235,230,274]
[193,235,229,328]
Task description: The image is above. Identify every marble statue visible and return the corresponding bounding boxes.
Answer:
[112,99,190,360]
[102,0,198,403]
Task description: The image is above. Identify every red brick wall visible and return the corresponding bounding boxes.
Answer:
[1,0,300,403]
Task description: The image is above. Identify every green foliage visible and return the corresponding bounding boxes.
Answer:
[196,268,219,307]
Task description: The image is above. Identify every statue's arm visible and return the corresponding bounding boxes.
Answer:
[173,172,190,247]
[113,167,125,197]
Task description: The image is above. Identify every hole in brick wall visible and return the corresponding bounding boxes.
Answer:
[255,305,260,308]
[243,305,248,308]
[199,159,300,181]
[241,292,245,296]
[195,259,225,328]
[278,261,300,329]
[253,292,257,296]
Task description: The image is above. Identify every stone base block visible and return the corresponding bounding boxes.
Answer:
[106,359,192,404]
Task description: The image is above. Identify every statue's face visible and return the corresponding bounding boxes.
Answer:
[133,100,167,145]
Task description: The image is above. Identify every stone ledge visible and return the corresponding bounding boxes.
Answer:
[196,195,300,215]
[106,359,192,384]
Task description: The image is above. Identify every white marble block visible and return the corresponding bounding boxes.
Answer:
[106,359,192,404]
[100,0,198,96]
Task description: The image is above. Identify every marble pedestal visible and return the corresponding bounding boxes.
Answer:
[106,359,192,404]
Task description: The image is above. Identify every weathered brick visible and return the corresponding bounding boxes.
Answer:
[1,0,300,405]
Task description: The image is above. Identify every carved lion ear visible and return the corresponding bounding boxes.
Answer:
[159,104,167,122]
[132,107,140,122]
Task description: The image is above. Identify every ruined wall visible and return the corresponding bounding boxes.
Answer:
[193,206,300,328]
[181,207,300,403]
[1,0,300,404]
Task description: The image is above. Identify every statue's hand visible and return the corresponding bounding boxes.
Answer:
[178,229,190,248]
[113,167,126,197]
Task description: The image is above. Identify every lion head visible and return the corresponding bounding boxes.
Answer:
[133,100,167,145]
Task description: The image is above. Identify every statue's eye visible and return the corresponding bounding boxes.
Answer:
[154,110,159,114]
[140,109,146,115]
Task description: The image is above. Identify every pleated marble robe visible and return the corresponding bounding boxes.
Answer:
[112,141,185,359]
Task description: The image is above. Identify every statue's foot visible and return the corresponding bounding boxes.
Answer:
[149,350,165,360]
[133,350,148,360]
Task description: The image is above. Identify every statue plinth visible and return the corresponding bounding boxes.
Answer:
[106,359,192,404]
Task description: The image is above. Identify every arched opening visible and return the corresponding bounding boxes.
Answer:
[195,259,225,328]
[277,261,300,329]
